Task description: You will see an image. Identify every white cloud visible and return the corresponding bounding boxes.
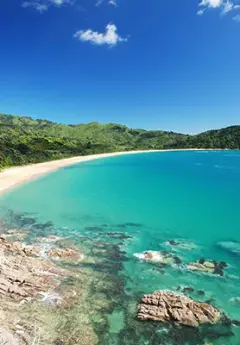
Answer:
[22,0,71,12]
[74,24,127,46]
[198,0,240,19]
[200,0,222,8]
[197,8,206,15]
[96,0,117,7]
[233,13,240,20]
[108,0,117,7]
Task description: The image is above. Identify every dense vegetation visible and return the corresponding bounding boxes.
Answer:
[0,113,239,169]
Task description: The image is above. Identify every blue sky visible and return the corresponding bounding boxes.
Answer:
[0,0,239,133]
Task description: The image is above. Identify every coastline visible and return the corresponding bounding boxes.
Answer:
[0,148,224,197]
[0,148,239,345]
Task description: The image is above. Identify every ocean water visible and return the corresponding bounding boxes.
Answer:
[0,150,240,345]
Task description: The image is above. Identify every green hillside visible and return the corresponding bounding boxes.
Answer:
[0,113,239,169]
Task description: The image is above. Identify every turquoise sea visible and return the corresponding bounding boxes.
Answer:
[0,150,240,345]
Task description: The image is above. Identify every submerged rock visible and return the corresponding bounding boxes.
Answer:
[134,250,181,265]
[217,241,240,257]
[187,259,228,276]
[106,232,132,240]
[137,290,223,327]
[164,239,198,251]
[36,235,66,243]
[46,248,84,262]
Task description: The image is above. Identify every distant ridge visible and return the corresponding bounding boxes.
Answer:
[0,113,239,169]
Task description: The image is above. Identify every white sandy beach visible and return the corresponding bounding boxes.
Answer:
[0,149,221,197]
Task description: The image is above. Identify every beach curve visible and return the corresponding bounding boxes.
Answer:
[0,148,223,197]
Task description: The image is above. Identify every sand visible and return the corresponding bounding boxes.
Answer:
[0,149,221,196]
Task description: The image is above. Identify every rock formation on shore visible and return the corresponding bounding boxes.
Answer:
[137,290,223,327]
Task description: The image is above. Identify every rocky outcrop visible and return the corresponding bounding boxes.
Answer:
[187,259,227,276]
[134,250,181,265]
[137,290,222,327]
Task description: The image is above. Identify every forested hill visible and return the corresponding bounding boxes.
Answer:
[0,113,239,169]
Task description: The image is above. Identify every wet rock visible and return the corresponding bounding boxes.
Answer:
[0,237,70,301]
[187,259,228,276]
[230,296,240,305]
[0,236,41,257]
[116,222,142,228]
[134,250,181,265]
[4,230,28,241]
[165,239,198,250]
[85,226,103,231]
[232,320,240,326]
[124,222,142,227]
[182,286,194,294]
[106,232,132,240]
[36,235,66,243]
[137,290,223,327]
[197,290,205,296]
[46,248,84,262]
[217,241,240,257]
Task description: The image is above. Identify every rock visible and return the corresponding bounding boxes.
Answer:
[217,241,240,257]
[165,239,198,250]
[40,292,62,306]
[0,328,19,345]
[230,296,240,305]
[232,319,240,326]
[4,230,28,241]
[46,248,84,262]
[0,237,70,301]
[197,290,205,296]
[182,286,194,294]
[36,235,66,243]
[106,232,132,240]
[134,250,181,265]
[187,259,228,276]
[137,290,223,328]
[0,236,41,257]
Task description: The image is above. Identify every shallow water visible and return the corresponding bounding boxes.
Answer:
[0,151,240,345]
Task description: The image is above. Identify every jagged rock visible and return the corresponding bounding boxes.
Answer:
[137,290,222,327]
[187,259,227,276]
[134,250,181,265]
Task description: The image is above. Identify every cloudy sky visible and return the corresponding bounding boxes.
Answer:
[0,0,239,133]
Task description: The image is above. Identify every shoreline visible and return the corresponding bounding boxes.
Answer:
[0,148,227,197]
